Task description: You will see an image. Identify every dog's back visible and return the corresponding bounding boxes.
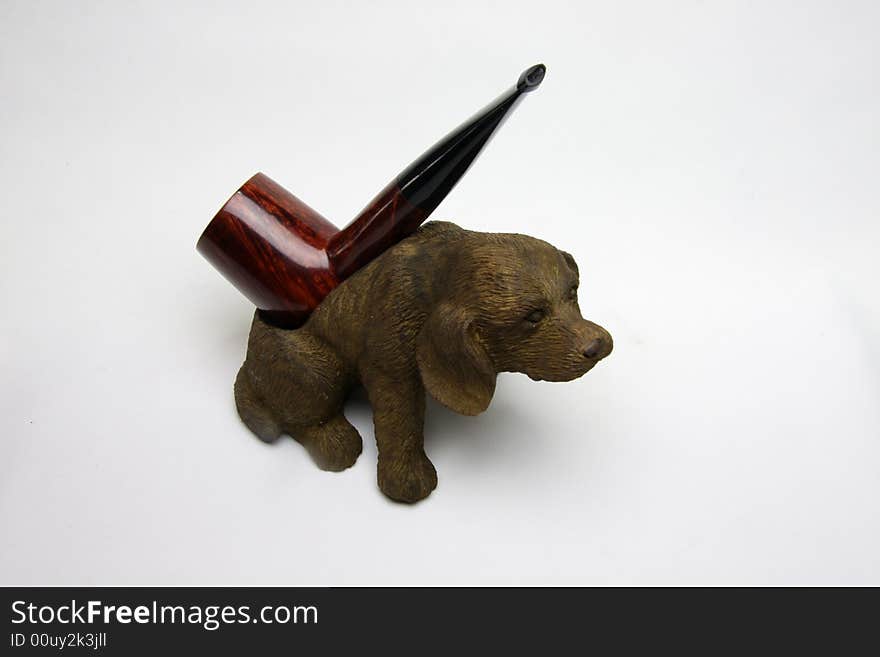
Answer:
[305,221,468,361]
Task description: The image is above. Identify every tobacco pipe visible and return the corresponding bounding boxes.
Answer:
[197,63,546,328]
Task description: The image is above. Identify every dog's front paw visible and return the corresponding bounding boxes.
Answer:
[377,451,438,503]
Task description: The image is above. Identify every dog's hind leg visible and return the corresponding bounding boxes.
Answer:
[237,313,362,467]
[234,366,281,443]
[296,414,363,472]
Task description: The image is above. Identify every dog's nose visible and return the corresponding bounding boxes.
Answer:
[582,338,605,360]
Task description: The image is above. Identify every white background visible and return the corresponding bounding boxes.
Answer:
[1,0,878,585]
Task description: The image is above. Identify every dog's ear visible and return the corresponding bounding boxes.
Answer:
[560,250,579,277]
[416,304,495,416]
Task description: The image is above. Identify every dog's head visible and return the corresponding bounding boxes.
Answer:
[416,232,613,415]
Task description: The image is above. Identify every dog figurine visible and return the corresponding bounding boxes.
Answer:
[234,221,613,503]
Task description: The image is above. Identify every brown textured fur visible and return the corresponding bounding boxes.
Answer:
[234,221,612,503]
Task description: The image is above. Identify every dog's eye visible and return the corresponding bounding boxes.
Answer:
[525,309,545,324]
[568,285,578,301]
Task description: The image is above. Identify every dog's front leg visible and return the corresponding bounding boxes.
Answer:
[363,371,437,503]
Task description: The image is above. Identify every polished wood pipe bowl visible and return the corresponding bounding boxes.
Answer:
[197,64,546,328]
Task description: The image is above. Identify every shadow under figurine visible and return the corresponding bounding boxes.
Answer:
[234,221,613,503]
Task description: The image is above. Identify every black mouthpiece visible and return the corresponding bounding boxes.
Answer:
[517,64,546,92]
[330,63,548,279]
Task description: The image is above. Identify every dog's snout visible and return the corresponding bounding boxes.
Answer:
[580,327,612,361]
[582,338,604,360]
